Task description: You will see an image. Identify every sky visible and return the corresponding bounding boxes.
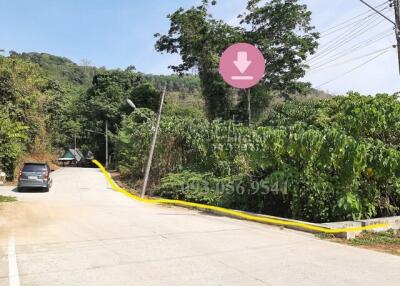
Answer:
[0,0,398,95]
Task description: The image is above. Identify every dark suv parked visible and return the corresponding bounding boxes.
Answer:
[18,163,53,192]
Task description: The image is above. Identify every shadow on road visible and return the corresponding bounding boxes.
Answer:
[11,187,48,193]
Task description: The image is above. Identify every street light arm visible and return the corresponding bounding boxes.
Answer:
[126,99,136,109]
[126,98,151,121]
[135,109,151,121]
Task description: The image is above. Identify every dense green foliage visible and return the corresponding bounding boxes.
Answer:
[116,93,400,223]
[0,52,203,172]
[144,74,201,94]
[0,115,27,175]
[263,92,400,146]
[0,56,75,175]
[9,52,97,87]
[80,70,162,164]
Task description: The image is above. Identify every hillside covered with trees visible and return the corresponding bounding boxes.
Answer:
[1,0,399,224]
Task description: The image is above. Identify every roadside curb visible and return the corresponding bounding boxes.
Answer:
[92,159,392,238]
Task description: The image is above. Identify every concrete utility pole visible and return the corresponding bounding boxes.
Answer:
[141,86,167,198]
[393,0,400,75]
[360,0,400,74]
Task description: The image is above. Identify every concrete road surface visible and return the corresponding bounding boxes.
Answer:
[0,168,399,286]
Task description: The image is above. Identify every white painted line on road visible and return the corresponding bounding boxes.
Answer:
[8,237,20,286]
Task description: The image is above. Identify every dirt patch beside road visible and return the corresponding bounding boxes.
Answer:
[0,200,81,241]
[319,231,400,256]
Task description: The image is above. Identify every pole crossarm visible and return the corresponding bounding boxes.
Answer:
[359,0,397,27]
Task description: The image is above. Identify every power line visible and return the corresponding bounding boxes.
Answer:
[320,1,388,32]
[308,4,392,64]
[360,0,400,75]
[360,0,396,25]
[306,1,398,87]
[393,0,400,75]
[308,9,389,62]
[316,49,391,88]
[308,28,394,69]
[320,1,389,36]
[320,13,376,38]
[309,45,394,72]
[308,13,389,64]
[310,29,393,67]
[317,11,383,48]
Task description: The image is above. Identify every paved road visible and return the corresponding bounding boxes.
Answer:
[0,168,399,286]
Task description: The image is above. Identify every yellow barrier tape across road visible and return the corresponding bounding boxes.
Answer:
[92,160,390,234]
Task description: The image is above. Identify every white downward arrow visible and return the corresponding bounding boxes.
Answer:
[233,51,252,74]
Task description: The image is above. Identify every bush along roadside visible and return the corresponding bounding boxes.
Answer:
[116,94,400,224]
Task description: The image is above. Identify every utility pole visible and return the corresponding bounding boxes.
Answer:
[247,89,251,125]
[141,86,167,198]
[360,0,399,74]
[105,119,109,169]
[393,0,400,75]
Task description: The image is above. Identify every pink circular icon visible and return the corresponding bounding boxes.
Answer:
[219,43,265,89]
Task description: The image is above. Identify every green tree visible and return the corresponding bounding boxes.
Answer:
[0,115,27,177]
[241,0,319,97]
[45,82,85,150]
[10,52,96,87]
[83,69,161,163]
[0,57,50,151]
[129,82,161,112]
[155,1,242,120]
[85,70,141,125]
